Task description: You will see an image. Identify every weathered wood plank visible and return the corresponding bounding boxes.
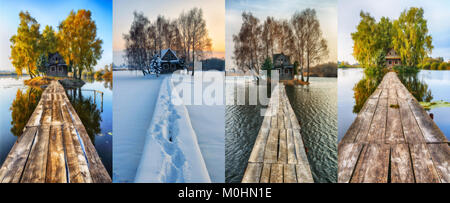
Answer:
[0,127,38,183]
[351,144,389,183]
[45,125,67,183]
[263,129,279,163]
[338,143,363,183]
[283,164,297,183]
[427,143,450,183]
[398,98,426,143]
[286,129,297,164]
[21,126,51,183]
[390,144,414,183]
[296,162,314,183]
[259,163,271,183]
[269,164,283,183]
[248,128,270,163]
[385,88,405,144]
[410,144,441,183]
[242,163,262,183]
[277,129,287,164]
[62,124,92,183]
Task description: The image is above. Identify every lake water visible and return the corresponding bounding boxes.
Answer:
[225,77,337,183]
[338,68,450,141]
[0,76,112,176]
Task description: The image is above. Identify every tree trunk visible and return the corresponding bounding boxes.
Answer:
[306,54,310,83]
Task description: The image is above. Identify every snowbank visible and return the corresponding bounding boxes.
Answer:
[134,76,211,183]
[172,71,225,182]
[112,71,165,182]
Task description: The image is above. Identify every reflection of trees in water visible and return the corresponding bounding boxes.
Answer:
[66,88,102,143]
[397,72,433,103]
[353,69,433,113]
[82,76,113,90]
[10,87,42,136]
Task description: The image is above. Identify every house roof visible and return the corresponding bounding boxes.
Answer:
[386,49,400,59]
[161,48,177,59]
[48,52,67,66]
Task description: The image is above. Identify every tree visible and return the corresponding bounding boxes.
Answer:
[261,17,277,59]
[291,11,307,81]
[351,11,378,67]
[303,9,328,82]
[40,25,57,56]
[233,12,263,75]
[58,10,103,79]
[261,57,273,77]
[10,11,41,78]
[188,8,211,76]
[393,7,433,67]
[123,12,150,73]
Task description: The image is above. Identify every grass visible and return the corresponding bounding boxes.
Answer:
[24,76,52,86]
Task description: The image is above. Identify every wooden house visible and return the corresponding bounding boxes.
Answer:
[46,52,68,77]
[386,49,401,68]
[273,53,294,80]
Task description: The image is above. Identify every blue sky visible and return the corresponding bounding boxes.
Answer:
[226,0,337,70]
[339,0,450,64]
[0,0,112,71]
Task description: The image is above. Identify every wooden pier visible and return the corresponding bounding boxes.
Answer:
[339,72,449,183]
[242,83,314,183]
[0,81,111,183]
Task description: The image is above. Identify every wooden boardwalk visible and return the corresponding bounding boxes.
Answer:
[242,83,313,183]
[0,81,111,183]
[339,72,449,183]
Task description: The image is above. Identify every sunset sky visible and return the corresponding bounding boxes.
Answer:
[0,0,112,71]
[113,0,225,65]
[339,0,450,64]
[226,0,337,70]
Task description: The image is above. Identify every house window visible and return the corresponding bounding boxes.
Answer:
[285,69,288,74]
[389,61,391,65]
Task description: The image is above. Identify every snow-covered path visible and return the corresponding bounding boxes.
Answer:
[113,71,165,182]
[134,77,210,182]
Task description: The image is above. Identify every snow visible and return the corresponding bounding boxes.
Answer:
[112,71,165,182]
[172,71,225,183]
[113,70,225,183]
[135,76,210,183]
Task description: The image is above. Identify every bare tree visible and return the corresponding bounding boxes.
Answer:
[291,11,307,81]
[232,12,263,76]
[303,9,328,82]
[123,12,150,73]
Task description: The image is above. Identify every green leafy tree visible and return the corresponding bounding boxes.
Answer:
[36,53,47,75]
[393,7,433,67]
[261,57,273,77]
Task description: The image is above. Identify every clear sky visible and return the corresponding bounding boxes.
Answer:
[0,0,112,71]
[226,0,337,70]
[113,0,225,65]
[339,0,450,64]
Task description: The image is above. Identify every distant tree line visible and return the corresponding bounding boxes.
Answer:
[10,10,103,79]
[351,7,433,68]
[419,57,450,70]
[123,7,212,76]
[232,9,328,82]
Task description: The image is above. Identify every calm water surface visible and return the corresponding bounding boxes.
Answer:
[0,76,112,176]
[338,68,450,141]
[226,77,337,183]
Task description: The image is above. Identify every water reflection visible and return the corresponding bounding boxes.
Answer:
[66,88,102,143]
[352,68,433,113]
[10,87,42,136]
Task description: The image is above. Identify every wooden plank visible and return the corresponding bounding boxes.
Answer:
[259,163,271,183]
[241,163,262,183]
[390,144,414,183]
[277,129,287,164]
[351,144,389,183]
[364,94,387,143]
[45,125,67,183]
[248,128,270,163]
[427,143,450,183]
[21,126,51,183]
[26,101,44,127]
[353,98,379,142]
[410,144,440,183]
[286,129,297,164]
[398,99,426,143]
[0,127,38,183]
[408,98,447,143]
[263,129,279,163]
[385,88,405,144]
[296,162,314,183]
[62,124,92,183]
[269,164,283,183]
[75,123,112,183]
[338,143,363,183]
[283,164,297,183]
